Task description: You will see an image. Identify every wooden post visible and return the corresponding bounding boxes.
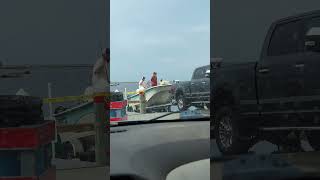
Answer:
[140,92,146,114]
[94,94,108,166]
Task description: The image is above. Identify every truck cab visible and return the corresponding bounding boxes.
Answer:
[212,10,320,155]
[174,65,210,111]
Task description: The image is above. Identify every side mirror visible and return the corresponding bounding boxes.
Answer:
[205,70,210,78]
[305,27,320,52]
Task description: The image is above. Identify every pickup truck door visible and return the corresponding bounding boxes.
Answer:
[301,17,320,121]
[257,19,305,125]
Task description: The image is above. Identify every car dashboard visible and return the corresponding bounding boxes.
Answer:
[110,120,210,180]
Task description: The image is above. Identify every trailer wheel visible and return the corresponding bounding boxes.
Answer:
[306,131,320,151]
[214,106,253,155]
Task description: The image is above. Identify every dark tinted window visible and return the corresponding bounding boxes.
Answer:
[268,20,304,56]
[305,17,320,35]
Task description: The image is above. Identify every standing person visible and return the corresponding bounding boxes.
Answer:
[139,76,147,89]
[84,48,110,96]
[151,72,157,87]
[92,48,110,92]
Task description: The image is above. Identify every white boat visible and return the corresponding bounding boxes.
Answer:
[127,84,173,112]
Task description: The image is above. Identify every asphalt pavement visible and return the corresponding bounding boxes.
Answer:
[54,159,109,180]
[56,166,109,180]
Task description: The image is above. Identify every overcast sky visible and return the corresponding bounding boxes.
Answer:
[211,0,320,61]
[0,0,108,65]
[110,0,210,82]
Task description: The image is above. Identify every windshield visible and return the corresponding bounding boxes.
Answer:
[110,0,210,122]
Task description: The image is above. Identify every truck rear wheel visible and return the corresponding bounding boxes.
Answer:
[214,107,253,155]
[306,131,320,151]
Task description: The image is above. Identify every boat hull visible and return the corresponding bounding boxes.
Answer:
[127,85,173,111]
[54,101,127,125]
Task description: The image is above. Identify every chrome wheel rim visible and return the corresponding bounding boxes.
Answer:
[219,116,233,149]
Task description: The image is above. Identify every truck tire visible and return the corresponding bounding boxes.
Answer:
[306,131,320,151]
[214,106,253,155]
[176,93,188,111]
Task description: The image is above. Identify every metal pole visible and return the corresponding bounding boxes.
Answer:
[94,94,108,166]
[48,83,53,119]
[48,82,56,159]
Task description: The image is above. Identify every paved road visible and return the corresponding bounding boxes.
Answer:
[56,167,109,180]
[54,159,109,180]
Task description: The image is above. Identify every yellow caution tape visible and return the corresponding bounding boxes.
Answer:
[43,91,140,104]
[127,91,137,95]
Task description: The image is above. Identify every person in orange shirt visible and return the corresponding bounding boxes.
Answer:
[151,72,157,87]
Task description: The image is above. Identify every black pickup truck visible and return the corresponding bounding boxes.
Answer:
[212,10,320,155]
[173,65,210,111]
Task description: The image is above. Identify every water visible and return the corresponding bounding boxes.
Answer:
[0,66,137,116]
[1,66,92,97]
[110,82,137,93]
